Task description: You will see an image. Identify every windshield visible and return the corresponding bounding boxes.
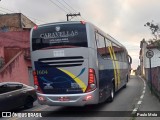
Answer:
[32,23,88,51]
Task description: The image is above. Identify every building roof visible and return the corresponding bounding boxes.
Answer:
[0,13,36,32]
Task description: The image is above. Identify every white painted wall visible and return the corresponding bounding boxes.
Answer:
[145,48,160,68]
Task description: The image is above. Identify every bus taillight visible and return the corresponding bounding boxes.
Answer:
[85,68,97,92]
[80,21,86,24]
[33,71,42,93]
[33,25,38,30]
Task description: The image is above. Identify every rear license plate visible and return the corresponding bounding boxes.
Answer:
[58,97,70,101]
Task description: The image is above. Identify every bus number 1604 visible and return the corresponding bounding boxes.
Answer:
[36,70,48,75]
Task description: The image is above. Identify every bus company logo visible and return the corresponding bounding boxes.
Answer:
[55,26,61,31]
[43,82,53,89]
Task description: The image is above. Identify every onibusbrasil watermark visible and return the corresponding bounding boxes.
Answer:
[2,112,42,118]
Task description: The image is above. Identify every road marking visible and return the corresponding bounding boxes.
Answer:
[132,76,146,114]
[133,108,138,112]
[142,90,145,94]
[140,95,144,99]
[132,108,138,115]
[137,101,142,105]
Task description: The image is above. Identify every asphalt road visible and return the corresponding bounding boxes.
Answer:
[2,75,144,120]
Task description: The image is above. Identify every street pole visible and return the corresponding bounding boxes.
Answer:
[66,13,81,21]
[146,49,154,94]
[67,14,69,21]
[149,58,152,94]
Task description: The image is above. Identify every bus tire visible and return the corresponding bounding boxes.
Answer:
[126,75,129,82]
[107,83,115,102]
[123,75,128,88]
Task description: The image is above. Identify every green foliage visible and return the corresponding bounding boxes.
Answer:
[145,21,160,50]
[145,22,159,39]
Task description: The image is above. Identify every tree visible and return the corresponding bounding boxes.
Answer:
[144,21,160,50]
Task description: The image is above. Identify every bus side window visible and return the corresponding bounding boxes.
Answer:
[122,49,128,62]
[105,38,112,59]
[120,48,127,62]
[111,42,124,61]
[96,33,107,58]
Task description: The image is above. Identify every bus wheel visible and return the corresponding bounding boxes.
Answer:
[123,76,128,88]
[107,83,115,102]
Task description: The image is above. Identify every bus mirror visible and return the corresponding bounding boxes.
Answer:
[128,55,132,65]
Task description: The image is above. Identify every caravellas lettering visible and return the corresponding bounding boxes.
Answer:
[40,30,78,39]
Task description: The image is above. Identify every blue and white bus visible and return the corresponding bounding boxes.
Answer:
[30,21,132,106]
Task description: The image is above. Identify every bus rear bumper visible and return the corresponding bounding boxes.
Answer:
[37,89,99,106]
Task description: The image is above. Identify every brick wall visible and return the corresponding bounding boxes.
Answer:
[145,67,160,99]
[0,13,36,32]
[0,13,21,32]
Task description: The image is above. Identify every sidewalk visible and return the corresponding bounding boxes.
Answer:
[136,77,160,120]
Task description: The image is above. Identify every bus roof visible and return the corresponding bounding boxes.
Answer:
[34,21,126,50]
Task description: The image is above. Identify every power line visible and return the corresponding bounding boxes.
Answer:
[0,6,15,13]
[48,0,68,14]
[24,13,46,24]
[49,0,84,21]
[0,5,46,24]
[0,9,7,14]
[1,1,86,23]
[79,14,86,21]
[57,0,72,13]
[62,0,86,21]
[62,0,77,13]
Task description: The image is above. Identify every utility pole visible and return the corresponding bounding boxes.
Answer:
[146,49,154,94]
[66,12,81,21]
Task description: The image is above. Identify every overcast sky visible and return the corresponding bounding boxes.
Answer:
[1,0,160,69]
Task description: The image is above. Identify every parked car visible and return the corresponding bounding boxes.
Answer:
[0,82,37,111]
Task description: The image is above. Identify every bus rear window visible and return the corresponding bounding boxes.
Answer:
[32,23,88,51]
